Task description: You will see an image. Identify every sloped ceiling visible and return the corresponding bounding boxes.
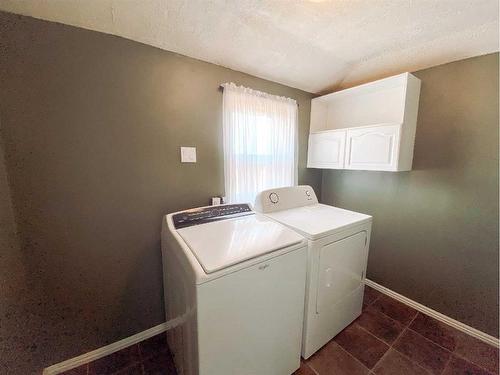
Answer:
[0,0,498,93]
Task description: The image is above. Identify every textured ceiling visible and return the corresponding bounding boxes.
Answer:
[0,0,498,93]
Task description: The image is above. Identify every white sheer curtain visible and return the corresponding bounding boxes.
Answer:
[222,82,297,204]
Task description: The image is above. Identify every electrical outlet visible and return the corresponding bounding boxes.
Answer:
[180,147,197,163]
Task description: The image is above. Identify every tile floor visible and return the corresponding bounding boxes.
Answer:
[297,287,499,375]
[61,287,499,375]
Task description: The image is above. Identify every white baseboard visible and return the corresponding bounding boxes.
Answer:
[42,322,167,375]
[364,279,499,349]
[44,280,499,374]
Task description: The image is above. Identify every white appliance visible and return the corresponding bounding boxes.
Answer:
[161,203,308,375]
[254,186,372,359]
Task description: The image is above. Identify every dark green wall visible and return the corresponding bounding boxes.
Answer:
[321,53,499,337]
[0,12,321,374]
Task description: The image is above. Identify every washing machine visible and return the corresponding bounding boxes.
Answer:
[161,203,308,375]
[254,186,372,358]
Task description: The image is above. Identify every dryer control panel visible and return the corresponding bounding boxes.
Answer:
[254,185,319,214]
[172,204,253,229]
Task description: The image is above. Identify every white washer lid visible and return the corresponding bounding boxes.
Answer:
[266,204,372,240]
[177,214,304,274]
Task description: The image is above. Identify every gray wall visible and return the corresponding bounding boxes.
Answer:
[321,53,499,337]
[0,12,321,374]
[0,135,31,374]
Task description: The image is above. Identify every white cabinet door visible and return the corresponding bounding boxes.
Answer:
[345,124,400,171]
[307,130,346,169]
[316,231,368,314]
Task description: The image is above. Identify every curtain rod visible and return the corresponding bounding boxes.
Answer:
[218,85,299,107]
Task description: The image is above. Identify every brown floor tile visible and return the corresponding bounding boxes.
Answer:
[442,355,494,375]
[410,313,462,351]
[334,323,389,369]
[142,350,177,375]
[307,340,370,375]
[60,364,88,375]
[293,361,316,375]
[393,329,451,374]
[409,313,499,374]
[88,345,141,375]
[113,364,143,374]
[139,333,169,360]
[363,286,382,308]
[371,295,418,326]
[454,334,499,374]
[356,307,405,345]
[372,348,431,375]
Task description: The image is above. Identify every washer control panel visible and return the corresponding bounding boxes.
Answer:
[173,204,253,229]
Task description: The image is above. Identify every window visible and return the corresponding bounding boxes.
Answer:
[222,83,297,204]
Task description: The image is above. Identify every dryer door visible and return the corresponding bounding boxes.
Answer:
[316,231,368,314]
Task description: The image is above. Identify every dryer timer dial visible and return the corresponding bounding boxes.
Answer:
[269,192,279,204]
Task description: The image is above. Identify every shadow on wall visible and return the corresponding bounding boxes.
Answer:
[412,78,485,172]
[116,239,166,343]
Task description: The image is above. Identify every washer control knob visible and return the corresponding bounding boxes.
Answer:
[269,192,279,204]
[305,190,311,197]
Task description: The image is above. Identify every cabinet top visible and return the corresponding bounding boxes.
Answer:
[313,72,420,103]
[309,71,421,132]
[310,122,403,134]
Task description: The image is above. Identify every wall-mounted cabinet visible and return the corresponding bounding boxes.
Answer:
[307,73,421,172]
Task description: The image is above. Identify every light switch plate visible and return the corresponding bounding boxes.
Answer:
[180,147,196,163]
